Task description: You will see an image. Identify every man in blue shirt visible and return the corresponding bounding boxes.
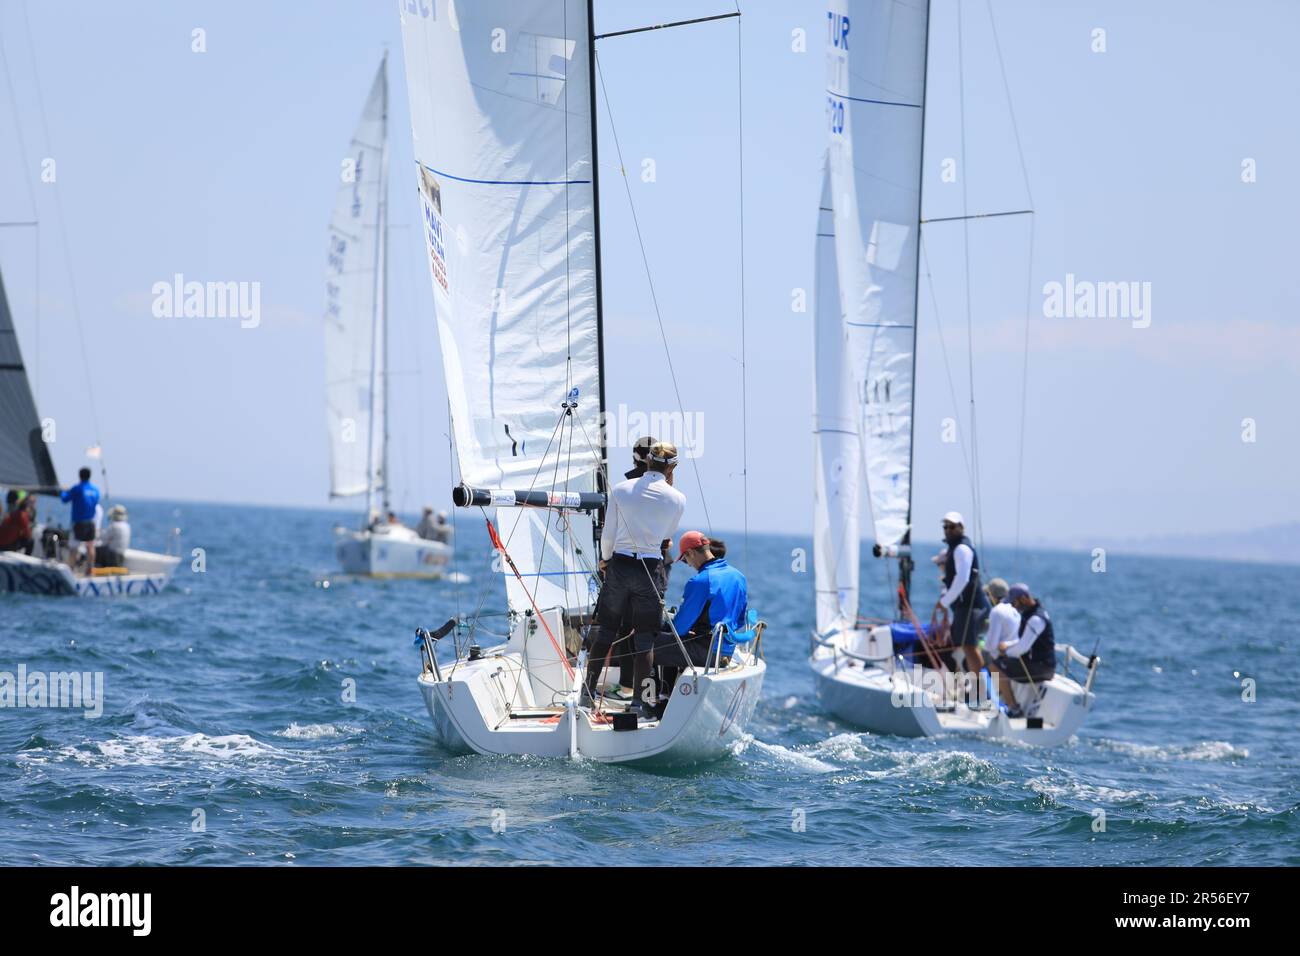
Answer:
[628,530,748,721]
[60,467,101,571]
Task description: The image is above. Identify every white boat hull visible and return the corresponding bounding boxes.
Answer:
[335,525,451,578]
[809,624,1098,747]
[417,609,765,766]
[0,548,180,598]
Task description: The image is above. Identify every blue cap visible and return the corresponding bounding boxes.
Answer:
[1008,583,1031,602]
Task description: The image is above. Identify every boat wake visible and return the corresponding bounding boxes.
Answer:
[734,735,839,774]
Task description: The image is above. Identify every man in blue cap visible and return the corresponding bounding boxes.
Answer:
[990,582,1057,717]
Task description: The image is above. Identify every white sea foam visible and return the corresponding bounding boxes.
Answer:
[274,722,361,740]
[1027,775,1148,804]
[737,735,839,774]
[1097,739,1248,762]
[17,732,300,770]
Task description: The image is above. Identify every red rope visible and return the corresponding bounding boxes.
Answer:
[485,517,575,681]
[898,584,947,672]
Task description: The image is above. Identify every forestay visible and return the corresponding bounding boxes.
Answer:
[824,0,928,551]
[399,0,602,614]
[0,265,58,494]
[325,58,388,502]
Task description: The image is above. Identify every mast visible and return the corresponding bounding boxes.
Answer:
[364,53,389,523]
[586,0,609,555]
[380,53,391,516]
[897,0,932,616]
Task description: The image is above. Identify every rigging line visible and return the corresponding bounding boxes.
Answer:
[955,0,984,556]
[735,3,749,570]
[919,236,974,494]
[593,11,739,41]
[985,0,1038,561]
[593,52,712,533]
[19,1,107,494]
[921,208,1032,224]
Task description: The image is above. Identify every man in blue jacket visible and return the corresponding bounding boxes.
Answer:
[628,530,748,721]
[60,467,101,571]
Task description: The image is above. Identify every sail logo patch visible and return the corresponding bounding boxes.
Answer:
[419,167,450,294]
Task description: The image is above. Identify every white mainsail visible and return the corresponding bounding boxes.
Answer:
[812,161,861,635]
[325,58,389,507]
[824,0,929,555]
[399,0,602,614]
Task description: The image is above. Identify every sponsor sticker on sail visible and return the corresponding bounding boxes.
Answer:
[419,167,449,294]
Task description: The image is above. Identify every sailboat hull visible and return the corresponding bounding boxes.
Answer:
[334,525,451,578]
[809,626,1098,747]
[416,609,764,766]
[418,661,764,766]
[0,549,179,598]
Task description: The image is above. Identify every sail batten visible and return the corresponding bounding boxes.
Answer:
[399,0,602,614]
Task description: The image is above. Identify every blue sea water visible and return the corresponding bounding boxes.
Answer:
[1,499,1296,866]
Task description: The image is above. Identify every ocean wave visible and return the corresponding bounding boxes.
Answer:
[1093,739,1248,762]
[274,722,363,740]
[1027,774,1150,805]
[17,732,305,771]
[735,735,839,774]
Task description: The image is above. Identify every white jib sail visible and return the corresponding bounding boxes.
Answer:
[325,58,388,505]
[825,0,928,551]
[399,0,602,615]
[813,160,861,636]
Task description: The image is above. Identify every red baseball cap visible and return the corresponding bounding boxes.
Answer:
[677,530,709,561]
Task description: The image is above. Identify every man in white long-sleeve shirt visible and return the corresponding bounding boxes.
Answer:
[933,511,990,680]
[990,582,1057,717]
[587,442,686,719]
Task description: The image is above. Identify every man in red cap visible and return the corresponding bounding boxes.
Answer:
[624,530,749,719]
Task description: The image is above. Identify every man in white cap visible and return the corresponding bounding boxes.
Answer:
[934,511,989,683]
[97,504,131,568]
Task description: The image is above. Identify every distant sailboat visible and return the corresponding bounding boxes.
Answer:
[0,265,179,597]
[807,0,1099,745]
[399,0,765,763]
[326,55,452,578]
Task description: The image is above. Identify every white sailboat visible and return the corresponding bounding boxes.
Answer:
[398,0,765,764]
[326,55,452,578]
[0,266,179,597]
[807,0,1099,746]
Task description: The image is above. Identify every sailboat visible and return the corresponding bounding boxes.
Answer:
[807,0,1099,746]
[326,55,452,578]
[397,0,765,764]
[0,266,180,597]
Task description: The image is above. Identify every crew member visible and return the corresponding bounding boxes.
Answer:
[934,511,989,681]
[990,583,1057,718]
[98,504,131,568]
[60,467,101,572]
[588,441,685,719]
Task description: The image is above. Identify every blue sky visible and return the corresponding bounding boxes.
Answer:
[1,0,1296,546]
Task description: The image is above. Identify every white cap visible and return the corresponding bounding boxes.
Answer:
[942,511,964,526]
